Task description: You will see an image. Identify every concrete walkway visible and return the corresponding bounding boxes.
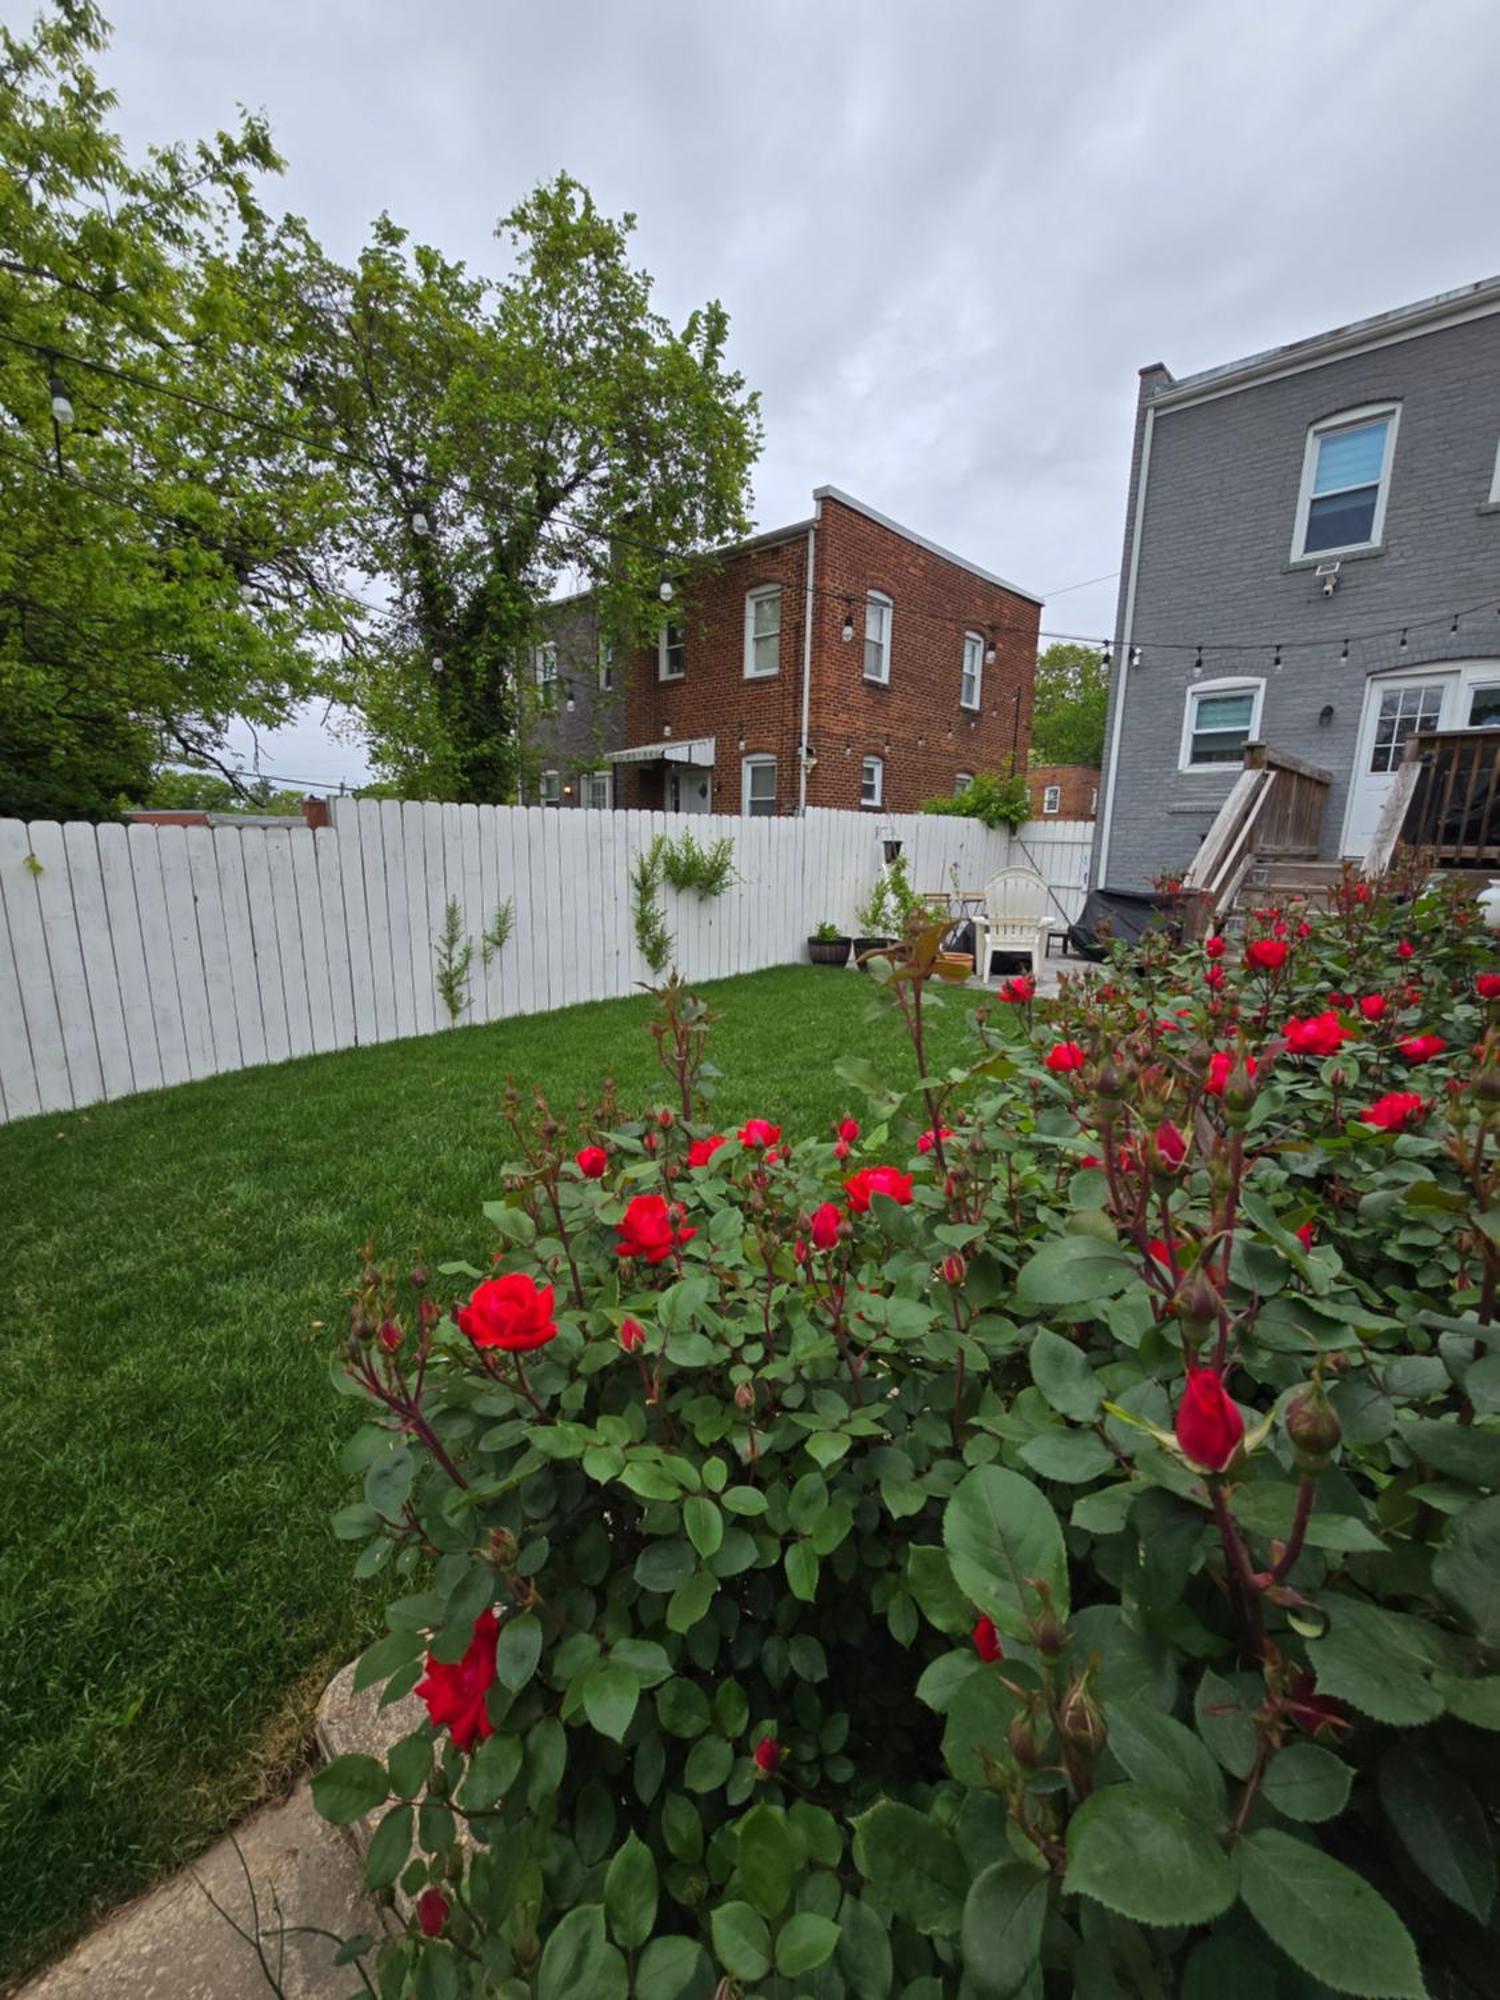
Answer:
[16,1782,383,2000]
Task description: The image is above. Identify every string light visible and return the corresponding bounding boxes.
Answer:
[48,375,73,426]
[1341,639,1350,664]
[1400,628,1409,652]
[411,510,431,538]
[1129,646,1141,669]
[1192,647,1203,678]
[841,605,855,642]
[1451,613,1460,635]
[1273,644,1283,674]
[658,578,674,603]
[984,631,996,666]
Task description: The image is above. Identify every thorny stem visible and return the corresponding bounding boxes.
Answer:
[1210,1479,1264,1653]
[356,1359,471,1487]
[540,1173,586,1312]
[1264,1475,1315,1588]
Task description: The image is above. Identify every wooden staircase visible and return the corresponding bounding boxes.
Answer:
[1180,743,1333,936]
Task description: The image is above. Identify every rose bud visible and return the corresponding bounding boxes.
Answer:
[619,1317,646,1353]
[1174,1268,1221,1351]
[377,1319,404,1353]
[833,1139,852,1161]
[409,1264,430,1290]
[417,1888,450,1937]
[971,1615,1003,1662]
[1151,1120,1188,1176]
[642,1131,659,1154]
[1174,1366,1245,1472]
[942,1251,968,1287]
[734,1381,755,1411]
[488,1526,519,1567]
[752,1734,783,1776]
[1095,1063,1124,1112]
[656,1106,675,1129]
[1057,1670,1108,1764]
[1007,1708,1045,1768]
[838,1117,861,1143]
[1222,1060,1260,1129]
[1284,1377,1342,1471]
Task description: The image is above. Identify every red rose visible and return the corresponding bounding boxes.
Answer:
[656,1106,675,1129]
[415,1609,500,1751]
[417,1889,451,1938]
[833,1139,851,1161]
[457,1273,558,1353]
[942,1251,967,1286]
[615,1192,696,1264]
[1205,935,1226,960]
[752,1734,783,1775]
[1153,1120,1187,1171]
[378,1320,404,1353]
[1396,939,1414,960]
[998,974,1035,1003]
[972,1615,1004,1663]
[1296,1221,1317,1249]
[1297,922,1311,939]
[688,1134,726,1167]
[1398,1033,1446,1063]
[838,1116,861,1143]
[1147,1237,1179,1275]
[738,1118,781,1148]
[1477,974,1500,1001]
[917,1126,955,1154]
[1174,1366,1245,1472]
[809,1201,842,1251]
[619,1317,646,1352]
[1204,963,1225,990]
[1045,1041,1086,1074]
[1282,1012,1351,1059]
[1360,1091,1429,1133]
[1287,1670,1350,1740]
[844,1165,914,1212]
[1205,1050,1256,1097]
[1245,937,1288,972]
[1358,994,1387,1022]
[575,1145,609,1180]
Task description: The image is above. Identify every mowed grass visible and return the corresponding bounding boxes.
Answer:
[0,964,983,1982]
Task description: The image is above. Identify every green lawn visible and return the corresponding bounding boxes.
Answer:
[0,964,982,1983]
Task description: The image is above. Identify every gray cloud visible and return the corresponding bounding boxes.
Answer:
[99,0,1500,786]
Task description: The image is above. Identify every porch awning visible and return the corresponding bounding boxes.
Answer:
[606,736,716,768]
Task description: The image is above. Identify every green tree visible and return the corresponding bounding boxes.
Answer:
[141,769,304,814]
[0,2,351,820]
[1029,641,1110,766]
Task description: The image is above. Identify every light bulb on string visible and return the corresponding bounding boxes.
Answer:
[48,375,73,426]
[1451,613,1460,636]
[1129,646,1141,669]
[1273,644,1283,675]
[841,605,855,642]
[411,510,431,538]
[1192,647,1203,680]
[984,632,996,666]
[565,687,575,714]
[1340,639,1350,664]
[1400,628,1409,652]
[659,578,674,603]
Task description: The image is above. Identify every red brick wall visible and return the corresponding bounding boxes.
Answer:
[1027,764,1100,819]
[619,493,1039,815]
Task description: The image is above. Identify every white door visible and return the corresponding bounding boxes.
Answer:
[1343,675,1453,856]
[668,768,712,814]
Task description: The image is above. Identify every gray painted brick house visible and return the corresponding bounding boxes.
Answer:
[1095,276,1500,892]
[523,593,623,807]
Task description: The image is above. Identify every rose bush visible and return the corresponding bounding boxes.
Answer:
[316,884,1500,1999]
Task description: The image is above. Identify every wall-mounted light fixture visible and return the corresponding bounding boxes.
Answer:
[1318,704,1335,727]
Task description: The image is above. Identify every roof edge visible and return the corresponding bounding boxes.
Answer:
[812,485,1044,604]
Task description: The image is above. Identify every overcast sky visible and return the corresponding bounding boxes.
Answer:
[98,0,1500,790]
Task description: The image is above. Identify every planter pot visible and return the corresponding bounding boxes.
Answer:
[1479,880,1500,931]
[808,935,852,966]
[853,936,897,971]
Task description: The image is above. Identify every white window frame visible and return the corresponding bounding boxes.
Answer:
[582,768,613,810]
[860,754,884,809]
[954,771,974,794]
[743,584,782,679]
[1179,676,1265,774]
[598,640,615,692]
[534,640,558,686]
[657,623,685,681]
[539,768,561,806]
[1042,784,1062,815]
[961,631,984,710]
[1291,403,1400,560]
[741,754,776,817]
[863,591,893,685]
[1489,438,1500,505]
[1089,787,1098,815]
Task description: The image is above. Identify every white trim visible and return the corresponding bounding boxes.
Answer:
[607,736,715,767]
[1490,438,1500,505]
[954,771,974,794]
[742,753,777,817]
[1041,784,1061,815]
[1096,404,1154,883]
[1290,403,1400,561]
[798,521,816,813]
[1178,676,1265,774]
[582,768,613,810]
[657,623,685,681]
[539,768,561,806]
[961,630,984,710]
[743,583,782,679]
[863,591,892,685]
[860,754,884,809]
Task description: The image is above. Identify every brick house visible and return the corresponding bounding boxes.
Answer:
[1027,763,1099,820]
[521,593,626,808]
[527,486,1041,814]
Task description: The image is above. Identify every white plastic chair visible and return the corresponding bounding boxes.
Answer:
[979,868,1050,980]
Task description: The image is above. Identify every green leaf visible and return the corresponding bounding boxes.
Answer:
[960,1861,1048,2000]
[635,1539,697,1593]
[684,1733,733,1792]
[1307,1597,1442,1726]
[1015,1232,1135,1306]
[1063,1785,1235,1927]
[1194,1668,1261,1779]
[311,1753,388,1825]
[386,1728,432,1799]
[836,1894,893,1998]
[1433,1494,1500,1644]
[683,1495,723,1559]
[634,1935,703,2000]
[943,1464,1068,1643]
[1029,1328,1103,1421]
[1402,1417,1500,1486]
[710,1901,772,1982]
[457,1728,522,1811]
[1238,1828,1425,1998]
[582,1663,639,1743]
[906,1545,972,1635]
[942,1666,1022,1788]
[666,1571,716,1633]
[364,1804,412,1890]
[1261,1743,1353,1823]
[785,1541,819,1601]
[498,1613,542,1693]
[851,1800,968,1935]
[1018,1428,1115,1483]
[1379,1738,1495,1921]
[656,1677,712,1738]
[1103,1699,1226,1826]
[662,1791,703,1862]
[736,1803,794,1918]
[537,1903,628,2000]
[604,1831,659,1949]
[1435,1673,1500,1729]
[775,1912,840,1977]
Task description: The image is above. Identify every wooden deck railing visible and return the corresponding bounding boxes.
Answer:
[1398,729,1500,866]
[1180,743,1331,935]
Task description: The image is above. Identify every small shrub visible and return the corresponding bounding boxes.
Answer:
[481,898,515,968]
[812,920,845,942]
[659,830,737,898]
[432,897,472,1024]
[922,768,1031,832]
[631,840,674,973]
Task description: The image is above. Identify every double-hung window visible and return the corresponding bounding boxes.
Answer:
[658,623,685,681]
[598,641,615,692]
[1293,406,1398,557]
[1042,784,1061,815]
[539,769,561,806]
[961,631,984,710]
[861,755,884,809]
[744,586,781,678]
[1181,679,1263,770]
[582,768,613,809]
[864,592,892,684]
[954,771,974,794]
[535,641,558,686]
[742,754,776,817]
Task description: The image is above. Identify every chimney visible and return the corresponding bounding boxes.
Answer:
[302,795,330,831]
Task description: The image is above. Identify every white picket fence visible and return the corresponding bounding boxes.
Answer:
[0,803,1091,1123]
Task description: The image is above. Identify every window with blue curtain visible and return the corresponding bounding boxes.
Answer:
[1303,416,1391,553]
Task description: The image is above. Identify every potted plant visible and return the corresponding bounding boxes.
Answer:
[853,874,898,969]
[807,919,852,966]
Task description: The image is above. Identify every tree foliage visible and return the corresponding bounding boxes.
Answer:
[1029,641,1110,767]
